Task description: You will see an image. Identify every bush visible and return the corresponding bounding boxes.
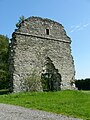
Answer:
[23,71,43,92]
[16,16,25,28]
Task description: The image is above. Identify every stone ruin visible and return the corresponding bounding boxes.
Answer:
[9,16,76,92]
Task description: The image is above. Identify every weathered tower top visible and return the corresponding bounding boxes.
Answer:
[9,16,75,92]
[15,16,71,43]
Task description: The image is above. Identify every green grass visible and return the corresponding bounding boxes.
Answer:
[0,90,90,119]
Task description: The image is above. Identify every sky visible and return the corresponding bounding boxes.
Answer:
[0,0,90,79]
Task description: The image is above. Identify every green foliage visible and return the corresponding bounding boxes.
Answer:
[0,35,10,89]
[24,71,42,92]
[0,35,8,61]
[75,78,90,90]
[41,57,61,91]
[16,15,25,28]
[0,91,90,119]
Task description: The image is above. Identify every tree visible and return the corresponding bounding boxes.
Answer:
[0,35,10,89]
[75,78,90,90]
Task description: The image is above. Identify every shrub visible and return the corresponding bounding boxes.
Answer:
[23,71,43,92]
[16,16,25,28]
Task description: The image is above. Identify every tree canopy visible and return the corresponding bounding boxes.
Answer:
[0,35,9,89]
[75,78,90,90]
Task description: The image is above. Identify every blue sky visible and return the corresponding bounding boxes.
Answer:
[0,0,90,79]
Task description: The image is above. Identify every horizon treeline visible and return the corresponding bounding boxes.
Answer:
[75,78,90,90]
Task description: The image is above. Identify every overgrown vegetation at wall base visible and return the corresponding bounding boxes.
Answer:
[0,90,90,119]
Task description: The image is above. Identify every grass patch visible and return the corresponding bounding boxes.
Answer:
[0,90,90,119]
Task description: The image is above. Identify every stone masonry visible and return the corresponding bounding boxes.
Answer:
[9,16,75,92]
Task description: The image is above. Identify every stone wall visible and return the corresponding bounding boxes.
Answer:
[9,16,75,92]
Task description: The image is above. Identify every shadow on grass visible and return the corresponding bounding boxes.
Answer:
[0,89,10,95]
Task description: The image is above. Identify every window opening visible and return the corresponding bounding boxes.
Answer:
[46,29,49,35]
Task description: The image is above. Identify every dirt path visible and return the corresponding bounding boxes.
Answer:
[0,104,82,120]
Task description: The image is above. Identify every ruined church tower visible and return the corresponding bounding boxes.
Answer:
[9,17,75,92]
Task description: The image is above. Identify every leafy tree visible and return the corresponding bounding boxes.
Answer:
[0,35,9,89]
[75,78,90,90]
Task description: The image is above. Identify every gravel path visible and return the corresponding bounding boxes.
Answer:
[0,104,82,120]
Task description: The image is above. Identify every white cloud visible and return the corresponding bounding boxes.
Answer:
[75,25,81,28]
[83,23,90,27]
[69,22,90,33]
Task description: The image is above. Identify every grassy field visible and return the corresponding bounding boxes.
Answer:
[0,90,90,119]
